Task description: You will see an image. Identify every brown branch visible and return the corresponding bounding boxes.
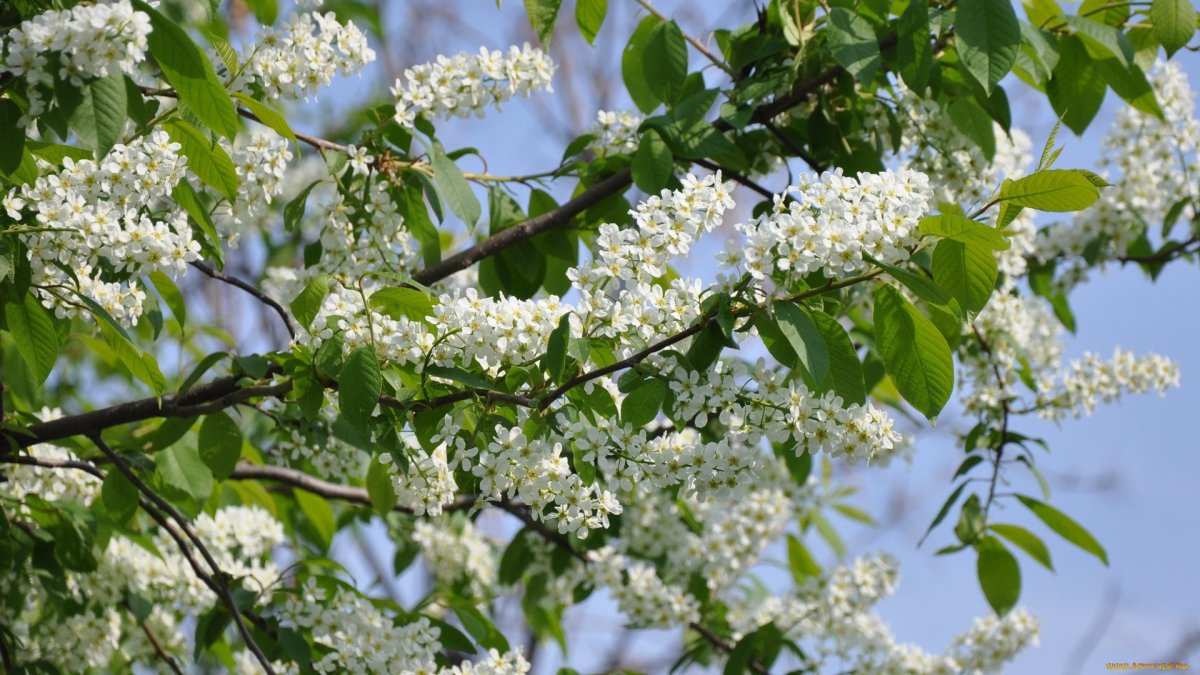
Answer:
[411,167,633,286]
[761,118,825,173]
[127,600,185,675]
[191,261,297,340]
[89,435,276,675]
[691,158,775,199]
[538,271,878,410]
[230,463,475,513]
[3,366,284,450]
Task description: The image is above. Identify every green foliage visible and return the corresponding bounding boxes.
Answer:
[575,0,607,44]
[134,0,238,139]
[955,0,1021,93]
[873,284,954,420]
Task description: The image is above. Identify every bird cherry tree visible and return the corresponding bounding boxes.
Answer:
[0,0,1195,672]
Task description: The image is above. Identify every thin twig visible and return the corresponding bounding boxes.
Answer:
[89,435,277,675]
[632,0,737,78]
[127,601,186,675]
[412,168,633,286]
[191,261,297,340]
[691,158,775,198]
[230,463,475,513]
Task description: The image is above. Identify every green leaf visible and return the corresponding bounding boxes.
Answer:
[366,456,397,517]
[95,316,166,394]
[542,313,570,381]
[1016,494,1109,565]
[171,181,223,264]
[289,274,331,330]
[955,0,1021,92]
[6,295,59,385]
[430,144,481,226]
[369,287,435,322]
[198,412,242,481]
[149,270,187,331]
[786,534,823,583]
[826,8,881,83]
[920,214,1010,250]
[135,0,238,139]
[873,284,954,420]
[499,529,533,585]
[163,119,238,202]
[244,0,278,25]
[621,378,667,428]
[69,70,126,158]
[293,489,335,550]
[1096,58,1163,120]
[449,598,510,653]
[1152,0,1197,56]
[977,537,1021,615]
[623,16,663,113]
[0,99,26,175]
[897,0,933,92]
[919,482,968,545]
[632,129,673,194]
[932,239,998,314]
[774,302,830,385]
[575,0,607,44]
[990,523,1054,570]
[1000,169,1100,211]
[101,470,139,526]
[947,98,996,160]
[157,442,214,503]
[867,255,953,308]
[232,92,298,151]
[1061,15,1133,66]
[525,0,564,45]
[643,20,689,104]
[810,311,866,405]
[1047,35,1108,135]
[339,347,382,429]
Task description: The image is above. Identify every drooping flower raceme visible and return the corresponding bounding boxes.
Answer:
[230,11,376,101]
[0,0,151,124]
[719,169,933,284]
[391,44,555,128]
[586,109,643,157]
[6,130,200,325]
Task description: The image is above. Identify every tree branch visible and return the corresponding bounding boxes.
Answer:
[191,261,297,340]
[411,167,633,286]
[89,435,276,675]
[230,462,475,513]
[3,367,283,449]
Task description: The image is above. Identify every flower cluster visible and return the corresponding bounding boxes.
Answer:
[413,518,496,596]
[586,110,643,157]
[963,293,1181,421]
[588,546,701,628]
[232,11,375,101]
[720,169,933,282]
[474,423,622,536]
[391,44,555,128]
[726,554,1038,673]
[220,130,295,231]
[887,93,1035,209]
[0,502,283,672]
[574,173,734,287]
[7,130,199,325]
[1036,61,1200,267]
[0,0,151,124]
[280,579,530,674]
